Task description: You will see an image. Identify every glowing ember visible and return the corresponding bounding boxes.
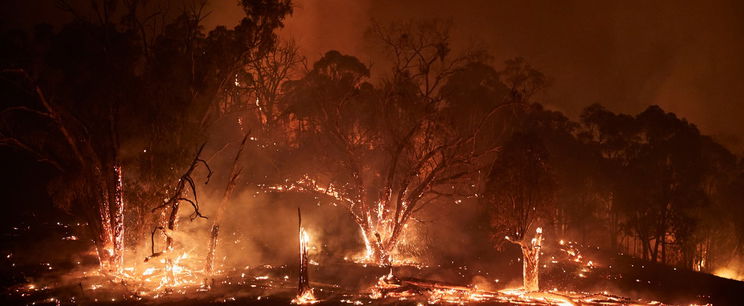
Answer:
[292,288,318,304]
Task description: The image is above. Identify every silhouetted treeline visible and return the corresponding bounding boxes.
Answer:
[484,102,744,271]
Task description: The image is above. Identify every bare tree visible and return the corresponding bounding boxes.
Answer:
[243,40,304,127]
[149,143,211,258]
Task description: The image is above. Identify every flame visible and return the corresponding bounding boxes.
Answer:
[292,289,318,304]
[369,276,655,305]
[302,229,311,245]
[713,267,744,281]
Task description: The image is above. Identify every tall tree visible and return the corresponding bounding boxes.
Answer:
[273,20,502,266]
[0,0,293,273]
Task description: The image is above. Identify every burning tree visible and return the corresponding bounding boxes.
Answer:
[0,0,293,276]
[506,227,543,291]
[272,20,505,266]
[485,132,554,291]
[1,68,128,274]
[292,208,317,304]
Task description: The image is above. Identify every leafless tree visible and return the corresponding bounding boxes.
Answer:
[243,40,304,127]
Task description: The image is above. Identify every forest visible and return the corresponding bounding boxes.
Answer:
[1,0,743,305]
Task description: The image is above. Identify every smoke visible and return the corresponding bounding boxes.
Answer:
[713,259,744,282]
[202,0,744,153]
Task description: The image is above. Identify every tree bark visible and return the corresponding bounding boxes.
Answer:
[509,227,543,292]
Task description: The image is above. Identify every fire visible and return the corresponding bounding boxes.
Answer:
[6,218,704,305]
[713,266,744,281]
[112,249,203,296]
[268,176,426,268]
[302,229,311,246]
[294,208,319,304]
[368,274,655,305]
[292,289,318,304]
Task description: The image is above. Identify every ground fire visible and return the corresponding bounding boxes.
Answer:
[1,0,744,305]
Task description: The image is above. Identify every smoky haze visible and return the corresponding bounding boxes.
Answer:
[203,0,744,153]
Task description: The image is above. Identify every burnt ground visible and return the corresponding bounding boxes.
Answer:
[0,150,742,305]
[1,211,743,306]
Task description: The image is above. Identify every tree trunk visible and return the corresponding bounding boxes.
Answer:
[298,208,310,295]
[204,224,219,287]
[641,238,650,261]
[92,163,125,274]
[520,228,543,292]
[203,133,249,287]
[293,208,317,304]
[359,224,391,267]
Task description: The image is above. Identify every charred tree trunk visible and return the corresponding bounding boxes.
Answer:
[94,191,116,272]
[641,238,650,261]
[108,163,125,273]
[522,228,543,292]
[91,163,126,274]
[147,144,211,262]
[610,211,618,250]
[298,208,310,295]
[509,227,543,292]
[204,224,219,286]
[292,207,317,304]
[359,222,393,267]
[204,132,250,288]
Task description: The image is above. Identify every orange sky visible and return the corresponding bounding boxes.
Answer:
[4,0,743,152]
[201,0,744,153]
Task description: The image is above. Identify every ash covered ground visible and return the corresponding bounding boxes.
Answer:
[1,213,742,305]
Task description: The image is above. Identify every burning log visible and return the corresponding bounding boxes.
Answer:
[292,207,317,304]
[369,271,643,305]
[370,273,497,304]
[507,227,543,292]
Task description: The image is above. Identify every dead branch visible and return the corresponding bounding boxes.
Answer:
[151,143,211,215]
[144,226,167,262]
[148,143,211,259]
